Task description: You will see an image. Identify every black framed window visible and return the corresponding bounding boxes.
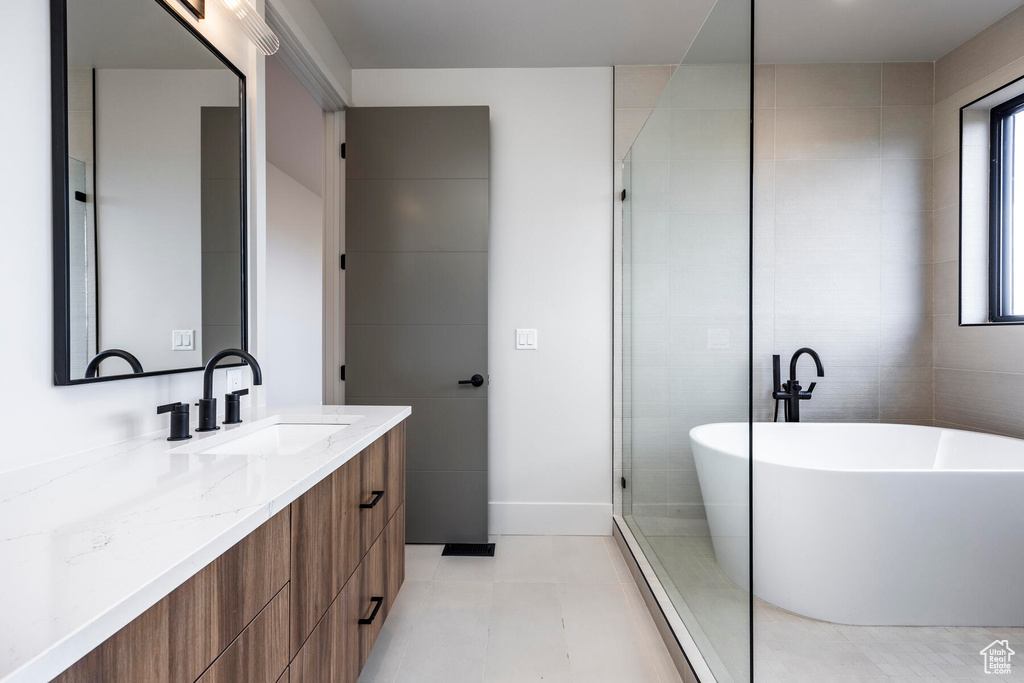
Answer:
[990,91,1024,322]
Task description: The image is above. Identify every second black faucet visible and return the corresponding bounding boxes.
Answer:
[196,349,263,432]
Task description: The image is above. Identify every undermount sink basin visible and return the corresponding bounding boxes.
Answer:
[199,423,348,457]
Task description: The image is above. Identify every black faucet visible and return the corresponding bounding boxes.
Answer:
[196,349,263,432]
[84,349,144,378]
[772,347,824,422]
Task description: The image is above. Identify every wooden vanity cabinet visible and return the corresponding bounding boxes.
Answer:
[289,457,361,657]
[54,511,290,683]
[291,504,405,683]
[384,503,406,615]
[358,436,389,559]
[52,422,406,683]
[290,429,406,683]
[289,429,405,655]
[385,422,406,522]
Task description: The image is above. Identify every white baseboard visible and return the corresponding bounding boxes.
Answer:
[488,502,612,536]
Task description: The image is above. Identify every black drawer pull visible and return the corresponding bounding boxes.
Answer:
[359,596,384,625]
[360,490,385,509]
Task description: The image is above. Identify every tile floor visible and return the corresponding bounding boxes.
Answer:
[357,535,684,683]
[643,532,748,683]
[757,601,1024,682]
[632,521,1024,682]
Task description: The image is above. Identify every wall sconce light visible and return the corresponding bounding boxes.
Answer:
[178,0,205,20]
[215,0,281,55]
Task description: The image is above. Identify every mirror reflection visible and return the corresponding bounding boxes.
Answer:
[63,0,245,381]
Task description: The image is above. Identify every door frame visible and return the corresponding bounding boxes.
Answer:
[322,110,344,404]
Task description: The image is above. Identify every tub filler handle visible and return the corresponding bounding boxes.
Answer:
[772,349,824,422]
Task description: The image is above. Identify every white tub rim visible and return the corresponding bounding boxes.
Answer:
[690,421,1024,474]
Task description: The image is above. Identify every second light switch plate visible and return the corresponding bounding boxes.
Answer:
[516,329,538,350]
[172,329,195,351]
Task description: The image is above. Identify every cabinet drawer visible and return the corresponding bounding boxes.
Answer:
[290,569,359,683]
[358,503,406,668]
[291,505,406,683]
[195,586,289,683]
[356,526,387,668]
[290,457,360,656]
[385,502,406,615]
[358,435,389,559]
[55,511,289,683]
[290,424,406,658]
[171,512,290,680]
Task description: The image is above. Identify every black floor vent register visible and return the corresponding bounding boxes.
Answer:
[441,543,496,557]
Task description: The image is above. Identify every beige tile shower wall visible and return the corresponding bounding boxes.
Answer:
[618,61,940,523]
[933,5,1024,437]
[754,62,934,425]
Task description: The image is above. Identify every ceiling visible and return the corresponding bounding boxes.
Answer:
[758,0,1024,64]
[309,0,717,68]
[309,0,1024,69]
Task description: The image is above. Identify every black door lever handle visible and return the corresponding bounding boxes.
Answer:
[458,374,485,387]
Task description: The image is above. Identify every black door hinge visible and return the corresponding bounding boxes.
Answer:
[621,476,627,489]
[340,142,346,159]
[340,365,346,381]
[620,189,627,201]
[340,254,345,270]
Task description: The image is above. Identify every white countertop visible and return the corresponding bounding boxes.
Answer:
[0,404,410,683]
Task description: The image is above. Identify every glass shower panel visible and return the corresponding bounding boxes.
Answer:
[621,149,633,518]
[621,0,752,681]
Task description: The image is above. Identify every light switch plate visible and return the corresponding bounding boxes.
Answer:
[172,329,195,351]
[226,368,243,392]
[516,328,538,350]
[707,328,730,350]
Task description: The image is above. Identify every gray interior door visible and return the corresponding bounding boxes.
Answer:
[345,106,489,544]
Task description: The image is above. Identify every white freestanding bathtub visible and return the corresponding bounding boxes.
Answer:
[690,422,1024,627]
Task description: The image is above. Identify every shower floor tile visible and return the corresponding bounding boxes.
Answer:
[634,524,1024,682]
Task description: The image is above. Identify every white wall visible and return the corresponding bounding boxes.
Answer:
[0,1,263,473]
[96,69,239,372]
[267,163,323,404]
[266,53,324,406]
[267,55,324,196]
[353,68,614,535]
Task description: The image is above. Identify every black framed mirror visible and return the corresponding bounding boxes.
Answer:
[51,0,248,385]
